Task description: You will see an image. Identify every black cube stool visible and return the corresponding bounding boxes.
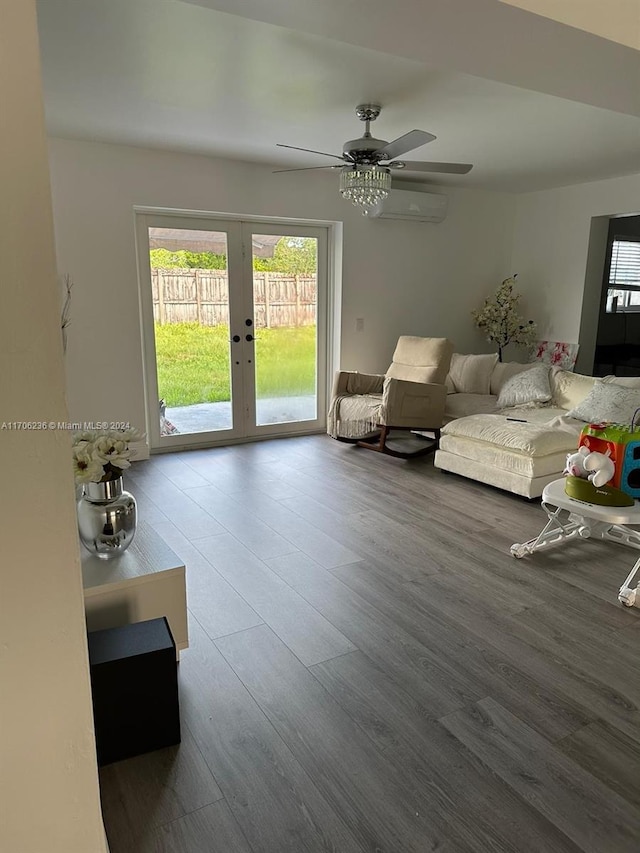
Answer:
[88,616,181,766]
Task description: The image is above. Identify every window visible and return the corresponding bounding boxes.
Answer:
[606,237,640,312]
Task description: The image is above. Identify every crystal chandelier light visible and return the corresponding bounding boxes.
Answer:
[339,165,392,216]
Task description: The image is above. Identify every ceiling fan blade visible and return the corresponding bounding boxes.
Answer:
[272,165,341,173]
[276,143,347,162]
[390,160,473,174]
[374,130,436,161]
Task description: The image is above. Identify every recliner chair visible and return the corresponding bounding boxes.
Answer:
[327,336,454,458]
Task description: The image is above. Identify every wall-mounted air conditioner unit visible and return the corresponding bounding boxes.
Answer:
[369,189,448,222]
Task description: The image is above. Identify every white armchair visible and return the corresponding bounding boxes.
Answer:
[328,336,454,457]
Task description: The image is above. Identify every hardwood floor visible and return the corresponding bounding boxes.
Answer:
[100,435,640,853]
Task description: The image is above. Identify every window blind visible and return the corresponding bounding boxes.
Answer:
[609,238,640,287]
[606,237,640,311]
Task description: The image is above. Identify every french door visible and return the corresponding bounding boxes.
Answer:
[136,213,329,451]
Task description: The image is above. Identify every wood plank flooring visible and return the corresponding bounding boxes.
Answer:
[100,435,640,853]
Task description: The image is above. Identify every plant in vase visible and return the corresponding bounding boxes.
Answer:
[73,428,143,559]
[472,274,537,362]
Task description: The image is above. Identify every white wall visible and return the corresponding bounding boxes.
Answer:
[510,172,640,373]
[48,137,516,439]
[0,2,106,852]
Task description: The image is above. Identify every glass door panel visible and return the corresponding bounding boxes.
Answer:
[148,226,234,437]
[138,214,328,451]
[251,234,318,427]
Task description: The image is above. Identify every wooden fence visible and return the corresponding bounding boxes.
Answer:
[151,269,317,328]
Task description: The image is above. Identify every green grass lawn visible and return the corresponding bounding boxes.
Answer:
[155,323,317,407]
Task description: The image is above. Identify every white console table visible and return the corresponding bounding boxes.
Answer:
[81,522,188,657]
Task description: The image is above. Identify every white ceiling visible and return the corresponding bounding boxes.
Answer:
[498,0,640,50]
[36,0,640,193]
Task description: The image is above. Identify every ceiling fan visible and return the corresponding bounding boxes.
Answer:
[274,104,473,215]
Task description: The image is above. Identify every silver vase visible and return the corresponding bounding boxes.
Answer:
[77,477,137,560]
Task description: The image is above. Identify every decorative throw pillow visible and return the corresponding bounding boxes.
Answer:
[603,375,640,390]
[550,369,597,410]
[567,382,640,424]
[448,353,498,394]
[496,364,552,409]
[490,361,539,396]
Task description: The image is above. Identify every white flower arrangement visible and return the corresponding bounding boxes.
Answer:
[72,428,143,484]
[472,274,537,362]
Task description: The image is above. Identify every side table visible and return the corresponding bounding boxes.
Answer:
[511,478,640,608]
[82,521,189,657]
[88,617,181,765]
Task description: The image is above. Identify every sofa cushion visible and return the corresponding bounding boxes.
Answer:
[386,336,453,385]
[550,369,597,410]
[496,364,551,409]
[566,382,640,424]
[490,361,539,396]
[441,410,578,456]
[438,435,573,478]
[444,393,499,421]
[448,353,498,394]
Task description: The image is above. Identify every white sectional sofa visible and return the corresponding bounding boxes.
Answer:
[434,353,640,498]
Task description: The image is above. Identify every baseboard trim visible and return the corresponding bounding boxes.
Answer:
[131,440,150,461]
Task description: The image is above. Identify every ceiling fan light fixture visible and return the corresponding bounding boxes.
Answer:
[339,165,391,216]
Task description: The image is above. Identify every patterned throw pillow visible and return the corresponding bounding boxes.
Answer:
[603,376,640,389]
[496,364,552,409]
[550,369,597,409]
[490,361,539,396]
[567,382,640,424]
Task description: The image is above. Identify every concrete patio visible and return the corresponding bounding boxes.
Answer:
[164,394,317,434]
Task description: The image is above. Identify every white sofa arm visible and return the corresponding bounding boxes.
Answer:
[331,370,385,398]
[380,378,447,428]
